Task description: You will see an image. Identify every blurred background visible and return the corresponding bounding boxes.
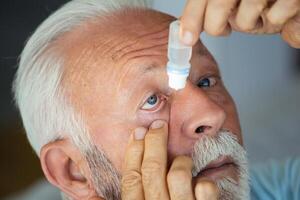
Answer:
[1,0,299,199]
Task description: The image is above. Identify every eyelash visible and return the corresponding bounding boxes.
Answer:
[140,75,219,112]
[197,75,218,89]
[140,93,167,112]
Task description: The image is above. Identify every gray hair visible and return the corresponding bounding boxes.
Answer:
[13,0,151,155]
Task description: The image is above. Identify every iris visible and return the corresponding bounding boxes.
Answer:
[147,95,158,105]
[198,78,211,88]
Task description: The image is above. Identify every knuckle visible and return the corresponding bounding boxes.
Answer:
[128,145,143,156]
[255,2,266,13]
[121,170,142,189]
[214,0,236,8]
[205,24,225,36]
[141,159,164,175]
[267,15,284,27]
[211,28,225,36]
[236,19,254,31]
[141,159,164,184]
[181,16,202,32]
[246,0,267,11]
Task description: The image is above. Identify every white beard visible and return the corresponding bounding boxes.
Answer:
[192,131,250,200]
[83,131,249,200]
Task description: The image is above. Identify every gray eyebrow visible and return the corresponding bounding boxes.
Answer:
[137,62,164,76]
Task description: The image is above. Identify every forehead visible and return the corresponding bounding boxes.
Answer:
[60,10,172,90]
[58,8,218,115]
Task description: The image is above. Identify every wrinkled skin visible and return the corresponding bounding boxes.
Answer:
[62,9,242,172]
[57,9,242,199]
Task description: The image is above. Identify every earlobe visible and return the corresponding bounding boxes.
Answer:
[40,139,97,200]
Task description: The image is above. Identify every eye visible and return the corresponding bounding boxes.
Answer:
[197,76,217,88]
[141,94,162,111]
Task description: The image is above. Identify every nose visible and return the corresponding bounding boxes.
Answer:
[169,81,226,145]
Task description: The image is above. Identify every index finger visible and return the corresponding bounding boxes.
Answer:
[180,0,207,46]
[142,120,169,199]
[121,127,147,200]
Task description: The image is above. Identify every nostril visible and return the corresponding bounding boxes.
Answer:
[195,126,210,134]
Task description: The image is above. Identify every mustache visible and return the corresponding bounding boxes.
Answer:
[191,130,248,177]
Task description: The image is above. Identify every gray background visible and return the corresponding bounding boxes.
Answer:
[1,0,300,199]
[153,0,300,163]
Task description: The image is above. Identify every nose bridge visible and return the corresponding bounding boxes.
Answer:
[171,81,226,139]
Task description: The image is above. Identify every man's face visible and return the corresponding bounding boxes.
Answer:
[62,9,242,192]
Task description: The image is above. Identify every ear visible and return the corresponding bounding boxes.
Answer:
[40,139,98,200]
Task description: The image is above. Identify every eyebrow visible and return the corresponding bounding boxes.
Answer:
[117,62,164,110]
[118,61,164,94]
[137,62,164,76]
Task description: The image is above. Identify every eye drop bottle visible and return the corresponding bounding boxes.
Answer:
[167,20,192,90]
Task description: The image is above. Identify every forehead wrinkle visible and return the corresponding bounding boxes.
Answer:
[118,42,168,63]
[57,8,175,116]
[111,26,169,62]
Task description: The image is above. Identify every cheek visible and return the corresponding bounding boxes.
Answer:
[89,103,172,173]
[90,123,133,172]
[136,103,171,128]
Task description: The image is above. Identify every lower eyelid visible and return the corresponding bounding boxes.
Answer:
[143,95,167,112]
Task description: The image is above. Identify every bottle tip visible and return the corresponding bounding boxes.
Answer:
[167,71,189,90]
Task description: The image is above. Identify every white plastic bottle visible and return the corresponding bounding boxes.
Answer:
[167,20,192,90]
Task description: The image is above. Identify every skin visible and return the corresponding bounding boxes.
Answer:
[61,10,242,172]
[46,9,240,199]
[39,1,298,199]
[180,0,300,48]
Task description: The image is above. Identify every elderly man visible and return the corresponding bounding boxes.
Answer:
[13,0,300,200]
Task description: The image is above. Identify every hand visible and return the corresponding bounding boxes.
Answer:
[121,120,219,200]
[180,0,300,48]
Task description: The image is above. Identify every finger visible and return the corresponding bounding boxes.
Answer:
[236,0,268,31]
[204,0,238,36]
[121,127,147,200]
[267,0,300,26]
[167,156,194,200]
[142,120,169,200]
[230,7,282,34]
[281,13,300,48]
[180,0,207,45]
[195,178,219,200]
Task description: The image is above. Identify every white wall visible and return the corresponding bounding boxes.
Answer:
[153,1,300,163]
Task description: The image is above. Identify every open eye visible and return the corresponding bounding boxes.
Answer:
[197,76,217,88]
[141,94,162,111]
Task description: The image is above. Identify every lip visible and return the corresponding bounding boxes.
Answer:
[196,156,236,178]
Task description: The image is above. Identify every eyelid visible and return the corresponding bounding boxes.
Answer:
[199,74,220,83]
[198,73,220,80]
[140,93,168,112]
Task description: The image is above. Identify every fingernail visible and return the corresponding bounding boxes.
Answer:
[150,120,165,129]
[134,127,146,140]
[182,30,193,45]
